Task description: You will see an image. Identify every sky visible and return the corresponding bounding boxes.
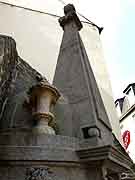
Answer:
[101,0,135,99]
[1,0,135,99]
[64,0,135,99]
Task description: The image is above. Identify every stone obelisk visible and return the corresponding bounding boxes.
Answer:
[53,4,112,146]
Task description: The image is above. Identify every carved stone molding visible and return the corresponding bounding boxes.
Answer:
[25,167,55,180]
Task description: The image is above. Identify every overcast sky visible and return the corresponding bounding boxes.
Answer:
[65,0,135,100]
[2,0,135,99]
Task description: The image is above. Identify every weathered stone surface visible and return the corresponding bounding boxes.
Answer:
[0,35,43,129]
[0,35,18,125]
[0,129,79,162]
[53,3,112,146]
[0,165,89,180]
[25,167,56,180]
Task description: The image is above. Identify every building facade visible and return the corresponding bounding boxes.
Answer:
[115,83,135,162]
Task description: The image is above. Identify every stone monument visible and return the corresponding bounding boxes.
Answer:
[0,4,133,180]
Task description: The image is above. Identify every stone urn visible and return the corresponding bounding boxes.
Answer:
[29,78,60,134]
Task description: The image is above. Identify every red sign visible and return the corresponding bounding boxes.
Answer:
[122,130,130,149]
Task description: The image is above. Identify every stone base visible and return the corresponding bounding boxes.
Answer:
[0,128,133,180]
[0,163,92,180]
[32,125,55,135]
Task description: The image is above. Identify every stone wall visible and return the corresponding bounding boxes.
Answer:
[0,35,42,129]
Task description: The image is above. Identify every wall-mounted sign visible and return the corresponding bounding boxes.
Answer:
[122,130,130,149]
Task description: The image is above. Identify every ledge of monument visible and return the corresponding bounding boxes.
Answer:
[0,128,79,149]
[76,145,133,172]
[0,146,80,162]
[0,128,81,162]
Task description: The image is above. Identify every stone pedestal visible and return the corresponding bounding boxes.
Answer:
[0,129,133,180]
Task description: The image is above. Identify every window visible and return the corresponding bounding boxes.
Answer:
[126,87,135,107]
